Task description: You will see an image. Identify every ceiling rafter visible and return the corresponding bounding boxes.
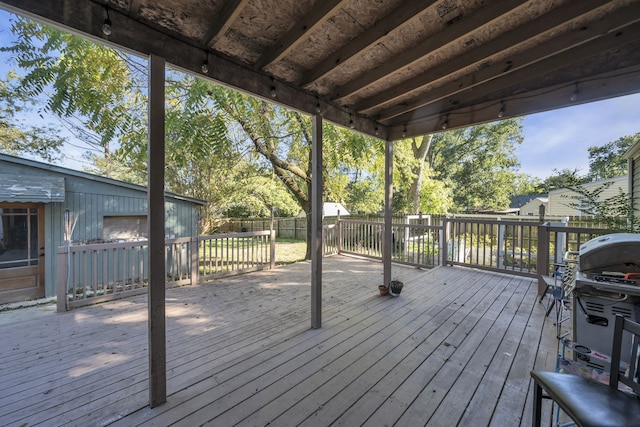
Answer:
[128,0,142,14]
[388,20,640,127]
[374,0,639,122]
[0,0,384,138]
[2,0,639,140]
[299,0,439,87]
[331,0,528,101]
[353,0,614,115]
[387,64,640,140]
[202,0,249,47]
[254,0,347,71]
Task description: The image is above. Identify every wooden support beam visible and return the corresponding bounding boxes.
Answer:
[383,139,393,288]
[148,53,166,408]
[128,0,142,14]
[255,0,346,70]
[0,0,382,139]
[311,114,323,329]
[332,0,527,101]
[389,19,640,127]
[537,224,550,296]
[202,0,249,47]
[299,0,438,86]
[371,0,637,120]
[353,0,607,116]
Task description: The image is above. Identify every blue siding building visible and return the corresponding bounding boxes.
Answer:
[0,153,206,304]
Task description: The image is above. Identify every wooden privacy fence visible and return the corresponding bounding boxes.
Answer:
[219,217,309,239]
[57,230,275,311]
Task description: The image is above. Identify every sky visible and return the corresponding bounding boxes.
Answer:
[1,9,639,180]
[519,92,640,179]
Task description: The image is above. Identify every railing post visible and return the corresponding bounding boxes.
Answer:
[56,246,69,312]
[191,237,199,286]
[336,210,342,254]
[497,221,505,269]
[333,210,342,255]
[537,223,550,296]
[270,230,276,269]
[404,215,410,258]
[440,218,449,266]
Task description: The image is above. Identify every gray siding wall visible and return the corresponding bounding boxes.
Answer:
[1,160,200,297]
[633,158,640,216]
[547,176,628,216]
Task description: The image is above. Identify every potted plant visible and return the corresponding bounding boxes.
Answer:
[389,279,403,296]
[378,284,389,296]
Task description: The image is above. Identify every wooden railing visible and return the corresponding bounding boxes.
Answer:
[328,217,617,279]
[57,230,275,311]
[323,223,339,256]
[444,218,542,277]
[340,220,384,259]
[442,218,613,278]
[56,216,620,311]
[198,231,275,282]
[334,219,443,268]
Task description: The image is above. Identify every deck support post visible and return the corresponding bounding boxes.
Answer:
[148,54,167,407]
[383,140,393,287]
[311,114,323,329]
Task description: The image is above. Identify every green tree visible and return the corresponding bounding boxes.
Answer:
[587,133,638,180]
[0,72,66,160]
[512,173,541,196]
[537,168,588,193]
[391,139,453,214]
[406,134,434,214]
[1,18,242,231]
[417,173,453,213]
[426,118,525,212]
[345,179,384,215]
[565,181,638,232]
[206,82,382,258]
[2,16,146,172]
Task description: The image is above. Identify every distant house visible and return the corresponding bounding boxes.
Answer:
[0,153,206,304]
[298,202,350,218]
[323,202,350,217]
[520,196,548,216]
[547,176,627,216]
[509,194,548,216]
[625,140,640,217]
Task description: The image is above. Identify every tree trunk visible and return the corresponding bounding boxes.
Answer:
[408,134,433,214]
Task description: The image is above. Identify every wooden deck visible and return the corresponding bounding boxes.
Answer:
[0,256,560,426]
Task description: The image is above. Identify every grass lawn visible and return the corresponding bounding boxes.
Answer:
[275,238,307,265]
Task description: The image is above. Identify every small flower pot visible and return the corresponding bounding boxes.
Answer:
[378,285,389,296]
[389,280,404,296]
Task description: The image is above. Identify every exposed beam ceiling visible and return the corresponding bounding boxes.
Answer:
[1,0,639,140]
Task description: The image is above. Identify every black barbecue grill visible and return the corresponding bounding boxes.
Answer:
[572,233,640,371]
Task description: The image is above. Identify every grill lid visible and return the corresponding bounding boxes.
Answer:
[578,233,640,274]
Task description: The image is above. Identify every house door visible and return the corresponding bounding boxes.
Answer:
[0,204,45,304]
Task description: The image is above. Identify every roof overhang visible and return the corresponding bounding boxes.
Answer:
[0,174,65,203]
[1,0,639,140]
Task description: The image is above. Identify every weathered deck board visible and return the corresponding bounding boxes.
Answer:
[0,256,559,426]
